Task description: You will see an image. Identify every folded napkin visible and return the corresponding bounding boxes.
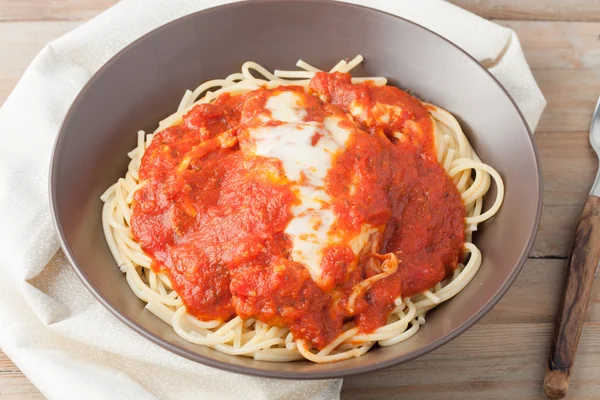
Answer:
[0,1,545,399]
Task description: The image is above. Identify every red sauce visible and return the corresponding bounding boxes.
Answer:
[131,73,465,349]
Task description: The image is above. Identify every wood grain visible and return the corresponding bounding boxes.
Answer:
[2,0,599,22]
[343,323,600,400]
[450,0,600,21]
[0,355,20,373]
[498,21,600,70]
[535,69,600,133]
[480,258,600,325]
[499,21,600,133]
[544,196,600,399]
[0,21,80,105]
[515,130,597,259]
[0,0,118,22]
[535,131,596,208]
[0,372,44,400]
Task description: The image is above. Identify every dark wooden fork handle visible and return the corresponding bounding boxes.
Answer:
[544,195,600,399]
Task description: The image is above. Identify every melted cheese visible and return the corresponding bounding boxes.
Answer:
[251,122,342,185]
[246,91,378,285]
[265,92,307,123]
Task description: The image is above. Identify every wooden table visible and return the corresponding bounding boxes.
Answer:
[1,1,600,398]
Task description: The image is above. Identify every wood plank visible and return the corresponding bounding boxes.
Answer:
[535,131,596,208]
[480,258,600,324]
[342,323,600,399]
[0,21,80,105]
[0,372,43,400]
[532,205,581,257]
[498,21,600,70]
[1,0,599,22]
[449,0,600,22]
[0,353,42,398]
[0,0,117,22]
[497,21,600,133]
[479,259,566,325]
[525,131,594,257]
[0,352,20,373]
[479,254,600,324]
[534,69,600,133]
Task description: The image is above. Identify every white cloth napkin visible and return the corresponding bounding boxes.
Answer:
[0,1,545,399]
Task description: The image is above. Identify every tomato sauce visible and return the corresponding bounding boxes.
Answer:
[130,72,465,349]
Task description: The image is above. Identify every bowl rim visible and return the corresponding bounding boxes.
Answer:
[49,0,543,379]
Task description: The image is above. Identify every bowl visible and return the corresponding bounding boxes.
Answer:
[50,0,542,379]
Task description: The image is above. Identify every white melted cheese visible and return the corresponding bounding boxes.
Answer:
[251,122,342,185]
[247,91,375,284]
[265,91,307,123]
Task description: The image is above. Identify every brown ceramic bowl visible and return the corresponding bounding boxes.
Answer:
[50,0,542,379]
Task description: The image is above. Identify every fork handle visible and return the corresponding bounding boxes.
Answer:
[543,195,600,399]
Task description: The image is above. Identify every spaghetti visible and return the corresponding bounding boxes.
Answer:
[100,56,504,363]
